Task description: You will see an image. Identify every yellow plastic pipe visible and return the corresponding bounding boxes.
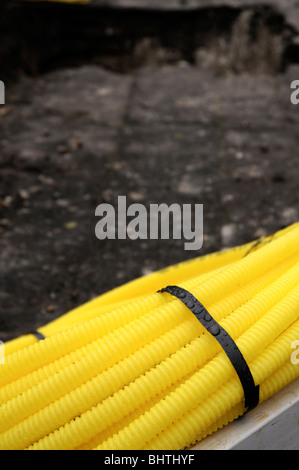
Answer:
[0,222,298,450]
[7,255,298,450]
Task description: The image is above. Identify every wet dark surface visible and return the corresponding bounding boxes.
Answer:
[0,1,298,341]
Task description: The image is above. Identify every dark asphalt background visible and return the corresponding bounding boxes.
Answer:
[0,0,298,341]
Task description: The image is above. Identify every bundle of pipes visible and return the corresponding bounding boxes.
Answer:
[0,222,298,450]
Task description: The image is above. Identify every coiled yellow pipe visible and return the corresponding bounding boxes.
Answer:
[4,221,294,356]
[5,255,298,449]
[2,250,297,412]
[0,222,298,450]
[144,320,299,450]
[4,221,295,357]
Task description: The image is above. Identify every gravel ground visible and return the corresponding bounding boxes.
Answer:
[0,0,298,341]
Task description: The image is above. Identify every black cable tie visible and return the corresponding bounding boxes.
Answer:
[31,330,46,341]
[158,285,260,412]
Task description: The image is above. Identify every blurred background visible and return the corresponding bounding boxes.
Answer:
[0,0,299,341]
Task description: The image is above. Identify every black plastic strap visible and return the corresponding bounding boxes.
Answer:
[31,330,46,341]
[159,285,260,412]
